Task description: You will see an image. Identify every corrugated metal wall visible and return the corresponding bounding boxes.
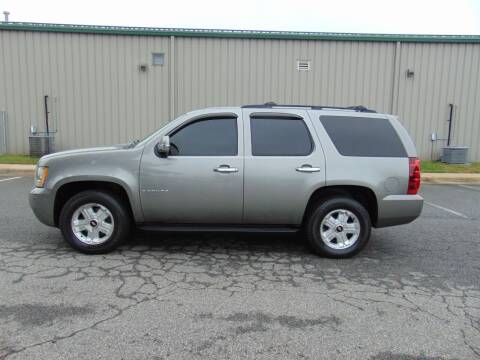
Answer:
[1,29,479,160]
[0,31,171,152]
[175,38,395,113]
[395,43,480,161]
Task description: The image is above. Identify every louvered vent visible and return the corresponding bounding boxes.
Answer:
[297,60,311,71]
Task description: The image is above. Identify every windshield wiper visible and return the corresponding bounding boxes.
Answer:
[126,139,140,148]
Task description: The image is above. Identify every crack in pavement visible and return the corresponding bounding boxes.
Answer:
[0,232,479,359]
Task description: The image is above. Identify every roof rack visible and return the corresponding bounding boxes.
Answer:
[241,102,376,113]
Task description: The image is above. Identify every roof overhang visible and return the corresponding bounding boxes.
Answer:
[1,22,480,43]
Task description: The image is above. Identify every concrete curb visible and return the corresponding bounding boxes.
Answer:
[421,173,480,184]
[1,164,479,184]
[0,164,36,176]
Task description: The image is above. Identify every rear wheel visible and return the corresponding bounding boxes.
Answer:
[306,197,371,258]
[59,190,132,254]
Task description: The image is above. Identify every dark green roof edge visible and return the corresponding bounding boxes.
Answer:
[1,22,480,43]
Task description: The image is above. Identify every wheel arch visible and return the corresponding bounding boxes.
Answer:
[54,180,135,227]
[302,185,378,226]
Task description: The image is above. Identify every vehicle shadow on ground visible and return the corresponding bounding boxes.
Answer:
[129,230,312,256]
[34,224,381,259]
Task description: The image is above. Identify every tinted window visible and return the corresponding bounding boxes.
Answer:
[169,117,237,156]
[250,116,313,156]
[320,116,407,157]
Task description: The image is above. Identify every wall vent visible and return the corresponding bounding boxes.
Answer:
[297,60,311,71]
[152,53,165,66]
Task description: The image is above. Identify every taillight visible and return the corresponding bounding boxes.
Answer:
[407,157,421,195]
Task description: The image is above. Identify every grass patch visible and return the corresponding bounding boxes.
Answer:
[421,160,480,173]
[0,154,39,164]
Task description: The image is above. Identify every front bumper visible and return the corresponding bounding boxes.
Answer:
[29,187,56,227]
[376,194,424,228]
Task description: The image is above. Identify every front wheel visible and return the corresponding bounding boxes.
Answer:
[59,190,132,254]
[305,197,371,258]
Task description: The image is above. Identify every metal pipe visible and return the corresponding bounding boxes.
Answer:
[44,95,50,153]
[447,103,454,146]
[390,41,401,114]
[169,35,176,120]
[44,95,50,134]
[1,111,6,153]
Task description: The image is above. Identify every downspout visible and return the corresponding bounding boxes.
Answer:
[44,95,50,134]
[1,110,6,153]
[44,95,50,153]
[169,35,176,120]
[447,103,454,146]
[390,41,401,114]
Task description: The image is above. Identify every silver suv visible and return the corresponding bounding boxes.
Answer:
[29,104,423,258]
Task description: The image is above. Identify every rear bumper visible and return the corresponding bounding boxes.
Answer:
[376,194,423,228]
[29,187,56,227]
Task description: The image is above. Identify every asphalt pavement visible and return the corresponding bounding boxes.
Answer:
[0,176,479,360]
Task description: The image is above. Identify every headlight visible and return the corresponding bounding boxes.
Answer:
[34,166,49,188]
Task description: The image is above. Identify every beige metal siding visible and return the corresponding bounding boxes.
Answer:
[0,30,171,153]
[1,29,480,160]
[175,38,395,114]
[396,42,480,160]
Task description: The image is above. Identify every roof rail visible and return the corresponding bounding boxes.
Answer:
[241,102,376,113]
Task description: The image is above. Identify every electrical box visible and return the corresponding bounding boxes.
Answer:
[441,146,469,164]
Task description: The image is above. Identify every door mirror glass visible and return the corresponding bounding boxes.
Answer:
[155,136,170,158]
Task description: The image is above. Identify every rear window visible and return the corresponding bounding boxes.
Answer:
[319,115,407,157]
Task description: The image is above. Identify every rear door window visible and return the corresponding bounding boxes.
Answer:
[319,115,407,157]
[250,116,313,156]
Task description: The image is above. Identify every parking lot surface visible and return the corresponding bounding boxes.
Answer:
[0,176,479,359]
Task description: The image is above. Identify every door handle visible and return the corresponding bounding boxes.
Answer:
[296,165,321,173]
[214,165,239,173]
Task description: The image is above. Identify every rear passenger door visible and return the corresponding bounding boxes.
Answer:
[242,109,326,225]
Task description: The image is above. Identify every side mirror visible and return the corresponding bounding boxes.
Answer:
[156,136,170,158]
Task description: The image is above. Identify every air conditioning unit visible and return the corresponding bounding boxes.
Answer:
[441,146,469,164]
[29,134,55,157]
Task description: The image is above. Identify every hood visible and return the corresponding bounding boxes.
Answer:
[40,145,125,161]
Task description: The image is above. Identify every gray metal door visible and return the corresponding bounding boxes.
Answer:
[139,114,244,223]
[242,108,326,225]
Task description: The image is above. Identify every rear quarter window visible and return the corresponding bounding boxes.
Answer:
[319,115,407,157]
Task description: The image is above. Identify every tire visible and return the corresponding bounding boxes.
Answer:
[305,197,371,258]
[59,190,132,254]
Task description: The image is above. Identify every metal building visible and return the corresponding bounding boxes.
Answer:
[1,22,480,160]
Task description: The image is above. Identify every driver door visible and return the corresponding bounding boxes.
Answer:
[139,111,244,223]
